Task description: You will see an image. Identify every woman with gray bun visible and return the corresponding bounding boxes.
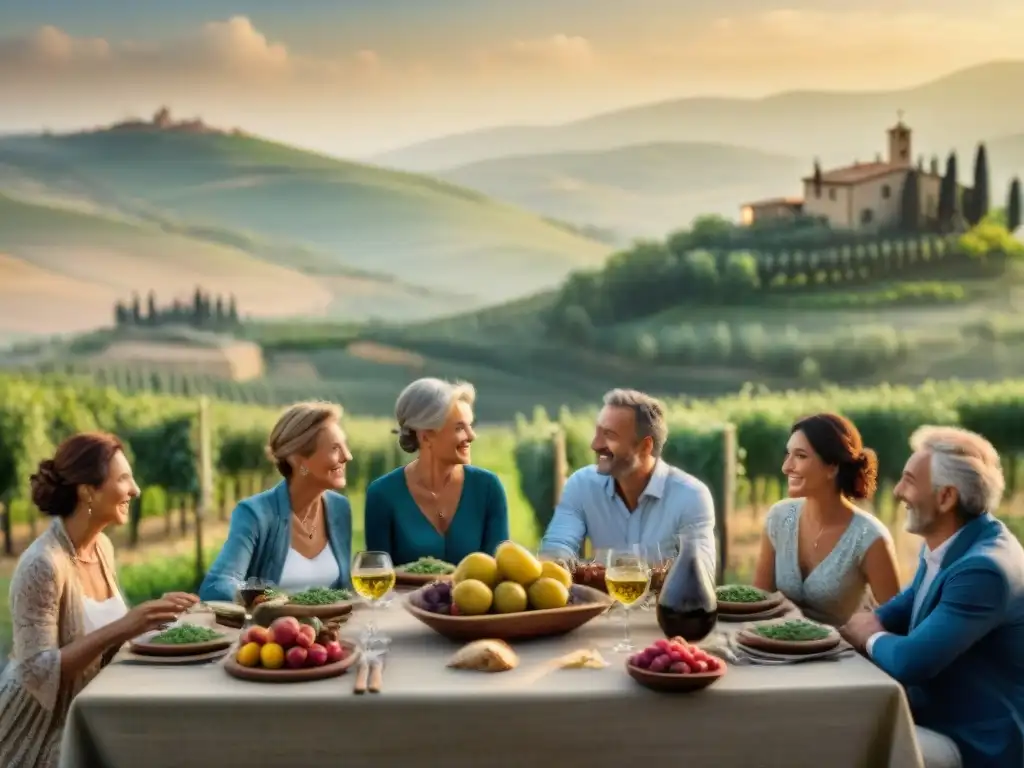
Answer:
[364,378,510,565]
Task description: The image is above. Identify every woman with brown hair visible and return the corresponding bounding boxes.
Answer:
[753,413,901,626]
[199,401,354,601]
[0,432,198,767]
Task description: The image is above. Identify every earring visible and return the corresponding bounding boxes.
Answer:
[299,466,309,477]
[87,505,92,517]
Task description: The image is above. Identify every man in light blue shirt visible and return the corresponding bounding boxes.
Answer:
[539,388,716,575]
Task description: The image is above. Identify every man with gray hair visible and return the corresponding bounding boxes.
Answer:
[539,388,716,578]
[841,426,1024,768]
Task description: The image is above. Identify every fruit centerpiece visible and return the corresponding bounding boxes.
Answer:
[626,637,728,692]
[405,541,613,642]
[225,616,360,682]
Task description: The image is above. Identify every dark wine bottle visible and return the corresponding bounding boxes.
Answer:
[656,534,718,643]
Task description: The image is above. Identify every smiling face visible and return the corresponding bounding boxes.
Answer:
[296,419,352,491]
[81,449,139,527]
[592,405,645,478]
[423,400,476,465]
[781,429,833,498]
[893,450,950,535]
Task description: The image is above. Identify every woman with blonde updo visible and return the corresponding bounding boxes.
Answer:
[0,433,197,767]
[199,401,354,601]
[364,378,509,566]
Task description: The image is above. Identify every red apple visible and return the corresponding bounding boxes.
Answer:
[269,617,301,648]
[285,646,308,669]
[245,626,271,645]
[295,625,316,649]
[324,640,345,663]
[306,643,328,667]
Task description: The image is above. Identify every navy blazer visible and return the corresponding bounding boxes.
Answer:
[198,481,352,602]
[873,513,1024,768]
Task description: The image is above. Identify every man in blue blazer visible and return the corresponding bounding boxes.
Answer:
[841,426,1024,768]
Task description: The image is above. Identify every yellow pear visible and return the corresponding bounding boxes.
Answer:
[528,577,570,610]
[540,560,573,590]
[492,581,529,614]
[453,552,499,588]
[495,541,543,586]
[452,579,493,615]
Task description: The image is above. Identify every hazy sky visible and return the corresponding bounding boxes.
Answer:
[1,0,1021,157]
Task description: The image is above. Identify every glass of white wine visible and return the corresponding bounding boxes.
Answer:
[604,546,650,652]
[351,551,396,649]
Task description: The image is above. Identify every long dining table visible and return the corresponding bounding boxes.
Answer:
[59,599,924,768]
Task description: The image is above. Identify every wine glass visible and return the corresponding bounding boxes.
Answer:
[351,551,396,650]
[232,576,275,628]
[604,546,651,652]
[641,540,678,611]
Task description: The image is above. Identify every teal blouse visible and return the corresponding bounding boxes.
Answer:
[363,465,510,566]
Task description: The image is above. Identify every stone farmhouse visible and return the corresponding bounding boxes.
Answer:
[741,117,942,232]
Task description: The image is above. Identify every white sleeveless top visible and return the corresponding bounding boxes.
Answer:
[82,592,128,634]
[277,547,340,592]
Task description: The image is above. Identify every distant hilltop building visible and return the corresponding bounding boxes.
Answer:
[741,116,943,232]
[105,107,228,136]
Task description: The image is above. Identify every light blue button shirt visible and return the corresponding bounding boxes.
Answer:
[539,459,717,574]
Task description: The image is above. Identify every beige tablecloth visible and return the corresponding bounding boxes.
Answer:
[59,604,922,768]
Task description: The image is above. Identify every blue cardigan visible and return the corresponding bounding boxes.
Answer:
[872,513,1024,768]
[199,481,352,602]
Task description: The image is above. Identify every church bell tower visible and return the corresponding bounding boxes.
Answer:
[887,111,912,167]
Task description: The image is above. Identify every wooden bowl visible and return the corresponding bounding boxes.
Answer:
[223,640,361,682]
[130,633,233,658]
[395,570,454,588]
[626,658,727,693]
[716,590,785,615]
[404,584,613,642]
[737,620,840,655]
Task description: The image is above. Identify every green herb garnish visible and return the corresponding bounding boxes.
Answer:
[287,586,353,605]
[753,619,831,642]
[398,557,455,575]
[148,624,224,645]
[717,584,770,603]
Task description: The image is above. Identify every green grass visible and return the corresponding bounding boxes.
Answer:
[0,131,611,306]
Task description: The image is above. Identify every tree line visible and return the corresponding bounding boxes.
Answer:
[114,288,241,331]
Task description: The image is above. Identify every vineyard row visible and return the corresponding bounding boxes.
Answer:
[3,374,1024,543]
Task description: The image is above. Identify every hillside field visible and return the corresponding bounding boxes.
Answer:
[0,130,611,336]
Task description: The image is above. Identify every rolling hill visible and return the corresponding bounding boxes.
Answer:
[0,130,611,312]
[373,61,1024,172]
[0,192,464,341]
[439,142,807,238]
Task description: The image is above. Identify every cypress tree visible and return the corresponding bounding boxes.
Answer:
[1009,177,1022,232]
[813,160,823,198]
[899,170,920,232]
[938,152,958,230]
[969,143,990,225]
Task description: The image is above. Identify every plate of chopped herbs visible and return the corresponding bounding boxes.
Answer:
[130,623,233,657]
[275,586,356,621]
[737,618,840,655]
[715,584,784,615]
[395,557,456,586]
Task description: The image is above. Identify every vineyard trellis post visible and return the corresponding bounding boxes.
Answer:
[717,424,737,584]
[194,396,212,589]
[552,426,567,510]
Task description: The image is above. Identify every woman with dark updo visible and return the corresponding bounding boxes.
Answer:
[752,413,901,626]
[0,433,198,767]
[364,378,509,566]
